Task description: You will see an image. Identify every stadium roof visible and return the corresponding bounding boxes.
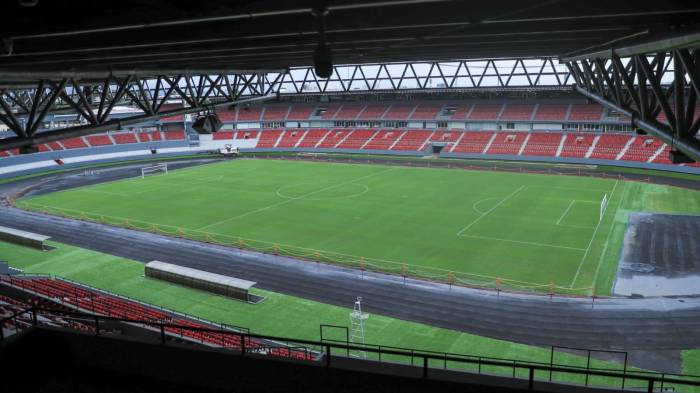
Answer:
[1,0,699,78]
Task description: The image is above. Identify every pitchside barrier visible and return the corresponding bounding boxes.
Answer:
[2,304,700,392]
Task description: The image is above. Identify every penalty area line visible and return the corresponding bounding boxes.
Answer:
[456,185,526,236]
[555,200,576,226]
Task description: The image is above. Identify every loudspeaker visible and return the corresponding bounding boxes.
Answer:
[314,44,333,79]
[192,114,223,134]
[669,149,694,164]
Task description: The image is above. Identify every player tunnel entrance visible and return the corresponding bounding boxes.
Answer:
[426,142,448,157]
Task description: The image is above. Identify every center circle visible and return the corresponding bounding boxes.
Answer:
[276,183,369,201]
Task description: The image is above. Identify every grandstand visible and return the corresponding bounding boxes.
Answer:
[2,100,699,176]
[1,1,700,393]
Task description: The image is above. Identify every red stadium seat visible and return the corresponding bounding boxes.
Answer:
[534,104,569,121]
[569,104,604,121]
[468,104,503,121]
[276,129,307,148]
[297,129,331,148]
[336,129,376,149]
[521,133,562,157]
[112,133,138,144]
[451,131,494,153]
[382,104,415,120]
[86,135,113,146]
[358,105,389,120]
[559,134,596,158]
[362,129,403,150]
[499,104,535,121]
[485,132,527,155]
[589,134,632,160]
[62,137,88,149]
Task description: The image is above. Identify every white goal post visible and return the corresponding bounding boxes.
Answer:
[599,193,609,221]
[141,163,168,178]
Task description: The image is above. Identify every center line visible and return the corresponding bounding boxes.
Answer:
[196,168,394,231]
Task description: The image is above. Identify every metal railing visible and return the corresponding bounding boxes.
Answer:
[2,306,700,392]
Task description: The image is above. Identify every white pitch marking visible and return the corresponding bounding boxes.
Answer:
[456,185,526,236]
[196,168,394,230]
[590,182,627,288]
[276,183,369,201]
[569,179,619,288]
[471,197,500,215]
[556,200,576,226]
[460,235,586,251]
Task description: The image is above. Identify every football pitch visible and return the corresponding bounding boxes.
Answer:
[17,158,700,295]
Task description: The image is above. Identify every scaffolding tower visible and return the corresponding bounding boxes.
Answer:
[349,296,369,359]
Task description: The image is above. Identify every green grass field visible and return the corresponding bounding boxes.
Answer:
[17,158,700,295]
[7,239,698,389]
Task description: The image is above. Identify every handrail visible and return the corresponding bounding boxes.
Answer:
[3,306,700,391]
[3,274,700,384]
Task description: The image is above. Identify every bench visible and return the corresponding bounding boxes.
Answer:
[145,260,257,302]
[0,226,51,250]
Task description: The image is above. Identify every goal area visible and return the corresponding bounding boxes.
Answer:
[141,163,168,178]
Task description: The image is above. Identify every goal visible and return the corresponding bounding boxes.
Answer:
[141,163,168,178]
[599,193,609,221]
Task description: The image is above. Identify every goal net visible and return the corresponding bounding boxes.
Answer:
[141,163,168,178]
[599,193,609,221]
